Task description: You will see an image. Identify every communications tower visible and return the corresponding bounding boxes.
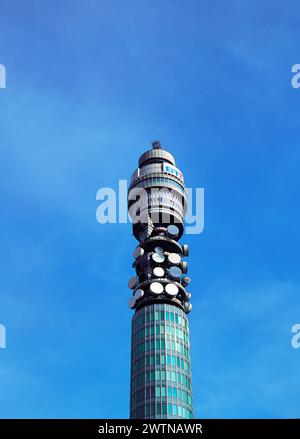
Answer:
[128,141,193,419]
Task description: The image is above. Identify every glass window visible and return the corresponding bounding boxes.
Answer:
[146,386,150,399]
[150,403,155,417]
[156,403,161,415]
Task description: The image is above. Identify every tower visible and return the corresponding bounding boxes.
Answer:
[128,142,193,419]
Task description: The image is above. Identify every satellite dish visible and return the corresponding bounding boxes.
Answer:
[128,277,138,289]
[134,289,144,301]
[181,261,188,273]
[181,244,189,257]
[168,253,181,265]
[165,283,179,297]
[149,282,164,295]
[169,266,182,279]
[154,246,164,255]
[152,252,165,263]
[184,301,192,313]
[167,225,179,237]
[181,277,191,287]
[128,295,136,309]
[153,267,165,277]
[133,246,144,259]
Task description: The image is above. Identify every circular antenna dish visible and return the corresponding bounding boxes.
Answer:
[165,283,179,297]
[187,292,192,300]
[154,246,164,255]
[153,267,165,278]
[184,301,192,313]
[128,277,138,289]
[168,253,181,265]
[181,276,191,287]
[182,244,189,257]
[167,225,179,237]
[152,252,165,263]
[128,295,136,309]
[169,266,182,279]
[149,282,164,295]
[181,261,188,273]
[133,246,144,259]
[134,289,144,301]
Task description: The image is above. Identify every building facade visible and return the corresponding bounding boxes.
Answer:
[128,142,193,419]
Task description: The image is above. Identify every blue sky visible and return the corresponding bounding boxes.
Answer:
[0,0,300,418]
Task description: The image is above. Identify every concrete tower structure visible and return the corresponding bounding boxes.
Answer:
[128,142,193,419]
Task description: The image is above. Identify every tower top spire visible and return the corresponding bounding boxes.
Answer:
[152,140,162,150]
